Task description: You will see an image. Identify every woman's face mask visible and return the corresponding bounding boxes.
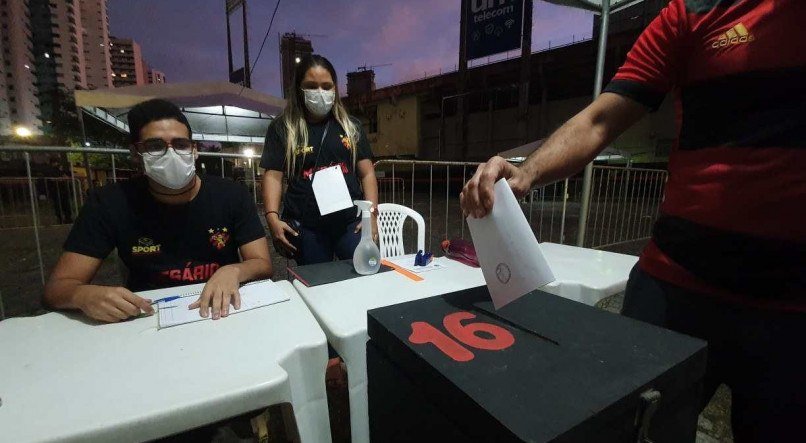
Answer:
[141,147,196,189]
[302,88,336,118]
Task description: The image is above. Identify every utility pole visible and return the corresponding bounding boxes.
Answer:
[517,0,533,145]
[241,0,251,88]
[457,0,469,160]
[577,0,612,247]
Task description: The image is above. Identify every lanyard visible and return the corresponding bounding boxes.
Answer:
[312,120,331,171]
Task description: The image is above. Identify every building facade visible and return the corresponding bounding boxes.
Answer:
[2,0,165,136]
[110,36,145,87]
[81,0,113,89]
[1,0,42,135]
[345,28,673,165]
[279,32,312,98]
[147,67,166,84]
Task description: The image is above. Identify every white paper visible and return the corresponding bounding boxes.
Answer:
[385,254,447,274]
[157,280,290,329]
[312,165,353,216]
[466,179,555,309]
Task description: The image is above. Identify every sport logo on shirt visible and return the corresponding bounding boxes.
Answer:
[712,23,754,48]
[339,134,352,150]
[294,146,314,156]
[208,227,230,250]
[132,237,161,255]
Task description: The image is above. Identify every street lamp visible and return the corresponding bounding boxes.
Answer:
[243,148,255,168]
[14,126,33,138]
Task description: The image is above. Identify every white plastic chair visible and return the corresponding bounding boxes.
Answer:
[377,203,426,259]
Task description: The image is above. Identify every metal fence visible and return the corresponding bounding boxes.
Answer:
[585,166,668,249]
[371,159,668,252]
[0,145,668,314]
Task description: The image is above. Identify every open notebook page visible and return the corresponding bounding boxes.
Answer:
[157,280,290,329]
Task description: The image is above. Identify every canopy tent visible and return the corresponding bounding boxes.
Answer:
[498,139,626,164]
[542,0,647,246]
[544,0,646,13]
[74,82,286,143]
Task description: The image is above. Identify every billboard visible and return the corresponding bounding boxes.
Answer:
[465,0,524,60]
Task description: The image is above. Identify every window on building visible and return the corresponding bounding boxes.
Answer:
[367,106,379,133]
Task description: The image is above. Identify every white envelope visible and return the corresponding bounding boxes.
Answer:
[312,165,353,216]
[467,179,556,309]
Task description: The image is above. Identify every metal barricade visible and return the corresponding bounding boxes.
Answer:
[0,145,667,318]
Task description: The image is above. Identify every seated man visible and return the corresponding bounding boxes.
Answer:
[44,99,272,322]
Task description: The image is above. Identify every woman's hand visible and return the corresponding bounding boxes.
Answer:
[355,213,379,242]
[189,265,241,320]
[268,216,298,252]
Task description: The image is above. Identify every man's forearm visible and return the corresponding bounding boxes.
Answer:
[44,279,91,310]
[521,115,605,188]
[520,93,647,187]
[226,258,273,282]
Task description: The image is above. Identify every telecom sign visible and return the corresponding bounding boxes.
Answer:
[465,0,524,60]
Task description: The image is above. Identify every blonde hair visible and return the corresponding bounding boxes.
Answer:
[278,55,360,177]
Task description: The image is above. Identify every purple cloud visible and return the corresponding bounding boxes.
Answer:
[109,0,593,96]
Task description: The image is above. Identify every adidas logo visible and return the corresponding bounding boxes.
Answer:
[712,23,755,48]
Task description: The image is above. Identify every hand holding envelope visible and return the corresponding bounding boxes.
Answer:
[467,179,556,309]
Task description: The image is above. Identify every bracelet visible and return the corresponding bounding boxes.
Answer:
[264,210,280,219]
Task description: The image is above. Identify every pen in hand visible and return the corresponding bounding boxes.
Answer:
[150,296,181,305]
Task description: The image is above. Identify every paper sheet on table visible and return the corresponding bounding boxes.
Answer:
[157,280,290,329]
[385,254,447,274]
[466,179,555,309]
[312,165,353,216]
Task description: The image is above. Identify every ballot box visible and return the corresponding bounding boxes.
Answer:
[367,286,707,443]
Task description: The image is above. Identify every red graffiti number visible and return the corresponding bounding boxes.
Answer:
[408,311,515,362]
[410,321,475,362]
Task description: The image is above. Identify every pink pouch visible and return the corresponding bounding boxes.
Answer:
[441,239,480,268]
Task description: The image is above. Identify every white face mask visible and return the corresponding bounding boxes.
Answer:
[142,148,196,189]
[302,88,336,118]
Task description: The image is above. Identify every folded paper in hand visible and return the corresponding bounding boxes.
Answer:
[467,179,555,309]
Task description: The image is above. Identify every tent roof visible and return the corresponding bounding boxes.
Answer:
[74,82,286,143]
[499,140,627,163]
[498,139,545,161]
[543,0,647,13]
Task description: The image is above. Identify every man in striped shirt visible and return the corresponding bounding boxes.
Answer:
[461,0,805,439]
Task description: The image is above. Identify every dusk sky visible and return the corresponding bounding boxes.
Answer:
[109,0,593,97]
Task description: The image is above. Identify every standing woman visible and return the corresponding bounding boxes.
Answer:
[261,54,378,265]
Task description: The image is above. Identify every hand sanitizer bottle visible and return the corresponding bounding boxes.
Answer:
[353,200,381,275]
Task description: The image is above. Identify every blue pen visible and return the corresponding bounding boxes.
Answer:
[151,296,181,305]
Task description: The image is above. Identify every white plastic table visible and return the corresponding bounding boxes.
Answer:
[540,242,639,305]
[293,244,638,443]
[0,281,332,443]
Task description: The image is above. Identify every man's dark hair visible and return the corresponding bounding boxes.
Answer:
[127,99,192,144]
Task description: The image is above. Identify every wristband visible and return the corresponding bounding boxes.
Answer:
[264,210,280,219]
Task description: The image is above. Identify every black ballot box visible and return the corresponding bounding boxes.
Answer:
[367,286,707,443]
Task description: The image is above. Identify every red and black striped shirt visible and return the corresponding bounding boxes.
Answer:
[603,0,806,310]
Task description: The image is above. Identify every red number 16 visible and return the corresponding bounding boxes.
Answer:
[408,311,515,362]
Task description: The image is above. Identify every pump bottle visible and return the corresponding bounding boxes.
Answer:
[353,200,381,275]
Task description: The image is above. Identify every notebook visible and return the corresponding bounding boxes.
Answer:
[157,279,290,329]
[287,259,393,287]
